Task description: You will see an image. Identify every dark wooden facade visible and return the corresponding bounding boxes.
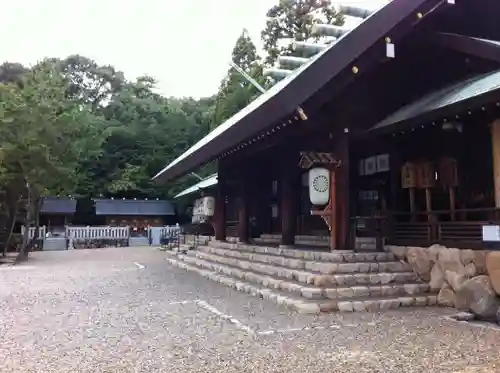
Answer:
[39,197,77,234]
[157,0,500,250]
[94,199,176,237]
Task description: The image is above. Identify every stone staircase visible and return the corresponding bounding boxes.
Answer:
[253,233,330,248]
[253,233,379,251]
[165,240,436,314]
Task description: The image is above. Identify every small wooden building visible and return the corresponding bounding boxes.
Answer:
[39,197,77,235]
[154,0,500,250]
[93,199,176,236]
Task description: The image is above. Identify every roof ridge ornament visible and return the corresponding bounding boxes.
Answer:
[230,61,308,121]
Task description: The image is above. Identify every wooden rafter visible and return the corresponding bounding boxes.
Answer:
[434,32,500,63]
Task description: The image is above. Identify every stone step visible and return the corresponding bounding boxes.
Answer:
[193,251,411,281]
[260,234,329,243]
[253,237,329,247]
[199,246,419,286]
[355,236,378,243]
[210,240,396,262]
[164,253,437,314]
[199,245,397,269]
[178,253,429,301]
[196,249,419,286]
[354,237,378,251]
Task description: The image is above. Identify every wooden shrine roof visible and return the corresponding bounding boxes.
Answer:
[40,197,77,215]
[370,69,500,133]
[153,0,438,183]
[93,199,176,216]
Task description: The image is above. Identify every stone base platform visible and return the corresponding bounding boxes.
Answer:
[164,240,436,314]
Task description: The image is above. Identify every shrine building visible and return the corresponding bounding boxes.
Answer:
[157,0,500,252]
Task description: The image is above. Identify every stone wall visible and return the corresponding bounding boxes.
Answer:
[384,244,500,322]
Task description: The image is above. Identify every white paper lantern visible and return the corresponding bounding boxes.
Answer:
[193,196,215,218]
[308,167,330,205]
[201,196,215,216]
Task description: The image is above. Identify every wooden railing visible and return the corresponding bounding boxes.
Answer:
[20,225,182,249]
[394,222,432,242]
[21,226,47,240]
[350,215,386,251]
[387,207,500,249]
[67,226,130,240]
[226,220,238,237]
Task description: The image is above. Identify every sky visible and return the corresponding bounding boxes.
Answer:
[0,0,385,98]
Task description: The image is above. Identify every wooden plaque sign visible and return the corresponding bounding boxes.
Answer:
[439,157,458,187]
[401,162,417,189]
[417,161,435,189]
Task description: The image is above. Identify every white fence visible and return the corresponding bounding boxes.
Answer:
[20,225,182,249]
[21,226,47,240]
[67,226,129,240]
[158,225,182,239]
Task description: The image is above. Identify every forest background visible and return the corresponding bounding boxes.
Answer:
[0,0,344,255]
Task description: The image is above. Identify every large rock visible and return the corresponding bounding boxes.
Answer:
[460,249,475,266]
[407,247,432,281]
[465,263,481,278]
[388,246,408,261]
[464,262,477,278]
[429,263,445,292]
[455,275,500,320]
[438,248,465,275]
[486,251,500,295]
[473,251,487,274]
[437,283,456,307]
[445,270,465,292]
[428,244,445,263]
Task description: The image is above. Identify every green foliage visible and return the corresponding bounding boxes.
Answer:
[0,1,342,211]
[213,29,266,129]
[261,0,344,65]
[0,58,214,206]
[0,61,98,197]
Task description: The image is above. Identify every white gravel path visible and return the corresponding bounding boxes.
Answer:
[1,247,499,372]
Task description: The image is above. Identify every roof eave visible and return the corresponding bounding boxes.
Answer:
[154,0,449,184]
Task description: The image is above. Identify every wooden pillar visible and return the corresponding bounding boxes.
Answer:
[492,119,500,208]
[280,169,297,246]
[214,168,226,241]
[389,142,402,214]
[237,175,249,243]
[336,133,351,250]
[252,180,267,236]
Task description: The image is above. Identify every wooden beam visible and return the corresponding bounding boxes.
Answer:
[237,172,250,243]
[335,134,351,250]
[491,119,500,208]
[280,172,297,246]
[222,109,332,167]
[434,32,500,63]
[214,164,227,241]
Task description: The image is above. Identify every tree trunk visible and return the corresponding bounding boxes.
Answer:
[15,187,40,264]
[3,194,21,256]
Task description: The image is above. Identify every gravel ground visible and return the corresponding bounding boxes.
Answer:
[1,247,499,373]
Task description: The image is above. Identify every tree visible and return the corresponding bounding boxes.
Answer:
[0,62,28,256]
[0,54,221,257]
[261,0,344,65]
[0,61,103,260]
[212,29,265,128]
[57,55,126,112]
[92,75,212,199]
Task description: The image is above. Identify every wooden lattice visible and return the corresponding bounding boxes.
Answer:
[298,151,342,169]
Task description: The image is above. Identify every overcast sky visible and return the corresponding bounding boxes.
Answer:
[1,0,385,98]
